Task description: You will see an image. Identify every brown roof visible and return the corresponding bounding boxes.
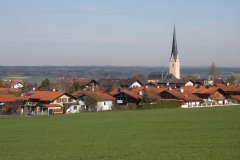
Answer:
[85,91,115,101]
[29,91,65,101]
[218,84,240,92]
[163,90,203,102]
[112,90,142,100]
[3,80,22,88]
[231,95,240,101]
[0,88,19,95]
[0,94,18,103]
[76,91,115,101]
[192,86,219,95]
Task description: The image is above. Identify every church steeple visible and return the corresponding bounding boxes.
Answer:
[170,25,178,61]
[169,25,180,79]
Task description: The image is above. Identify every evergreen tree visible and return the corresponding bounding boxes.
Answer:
[40,78,51,90]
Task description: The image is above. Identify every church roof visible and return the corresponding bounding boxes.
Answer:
[170,26,178,61]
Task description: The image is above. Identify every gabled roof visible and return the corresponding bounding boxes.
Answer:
[192,86,219,95]
[77,78,97,86]
[77,91,115,101]
[0,94,18,103]
[218,84,240,92]
[2,80,22,88]
[30,91,65,101]
[111,90,142,100]
[162,90,202,102]
[20,91,76,102]
[0,88,19,95]
[230,95,240,101]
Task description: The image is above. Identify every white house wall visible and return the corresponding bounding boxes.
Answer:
[96,100,113,111]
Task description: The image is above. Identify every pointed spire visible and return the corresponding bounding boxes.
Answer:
[170,25,178,60]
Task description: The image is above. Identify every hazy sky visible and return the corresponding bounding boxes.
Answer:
[0,0,239,67]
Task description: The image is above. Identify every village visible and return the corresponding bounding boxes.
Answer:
[0,27,239,115]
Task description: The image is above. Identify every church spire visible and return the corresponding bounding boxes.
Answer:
[171,25,178,60]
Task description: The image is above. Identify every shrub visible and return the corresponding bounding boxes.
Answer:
[141,101,181,110]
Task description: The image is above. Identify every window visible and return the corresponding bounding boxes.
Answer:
[74,106,77,110]
[104,102,106,105]
[62,98,67,103]
[68,98,73,102]
[57,98,61,103]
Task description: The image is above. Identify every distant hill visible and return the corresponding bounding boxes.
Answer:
[0,66,239,81]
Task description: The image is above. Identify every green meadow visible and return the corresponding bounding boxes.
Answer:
[0,106,240,160]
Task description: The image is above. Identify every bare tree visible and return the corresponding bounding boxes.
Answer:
[209,62,218,80]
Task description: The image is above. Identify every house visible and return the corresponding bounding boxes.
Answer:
[111,89,142,105]
[159,89,203,107]
[218,84,240,96]
[0,94,18,109]
[192,86,225,106]
[131,86,168,102]
[118,79,144,89]
[19,91,78,115]
[74,78,98,89]
[3,80,23,89]
[0,88,19,95]
[73,91,115,111]
[228,95,240,104]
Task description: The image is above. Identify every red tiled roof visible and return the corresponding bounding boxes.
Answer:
[0,88,19,95]
[183,86,198,93]
[218,84,240,92]
[0,94,18,103]
[18,96,30,101]
[163,90,202,101]
[147,87,168,94]
[80,91,115,101]
[231,95,240,101]
[2,80,22,88]
[86,91,115,100]
[192,86,219,94]
[29,91,65,101]
[112,90,142,100]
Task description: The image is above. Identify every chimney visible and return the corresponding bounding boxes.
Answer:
[139,91,143,96]
[33,88,36,91]
[180,88,184,93]
[53,89,56,92]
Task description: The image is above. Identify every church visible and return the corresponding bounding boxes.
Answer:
[148,26,181,84]
[169,26,180,79]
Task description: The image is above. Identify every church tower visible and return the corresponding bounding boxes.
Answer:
[169,26,180,79]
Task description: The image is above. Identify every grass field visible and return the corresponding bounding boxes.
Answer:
[0,106,240,160]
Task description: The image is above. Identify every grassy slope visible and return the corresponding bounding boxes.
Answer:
[0,106,240,160]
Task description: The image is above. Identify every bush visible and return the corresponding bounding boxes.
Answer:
[112,103,140,111]
[141,101,181,110]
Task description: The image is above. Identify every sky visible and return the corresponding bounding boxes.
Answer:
[0,0,240,67]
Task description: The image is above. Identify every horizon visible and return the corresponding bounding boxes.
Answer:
[0,65,240,68]
[0,0,240,67]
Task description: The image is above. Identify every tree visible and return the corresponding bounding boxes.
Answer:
[142,89,151,103]
[0,80,3,87]
[21,82,28,93]
[227,75,237,84]
[40,78,51,90]
[209,62,218,80]
[69,80,80,93]
[131,74,146,84]
[83,96,97,111]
